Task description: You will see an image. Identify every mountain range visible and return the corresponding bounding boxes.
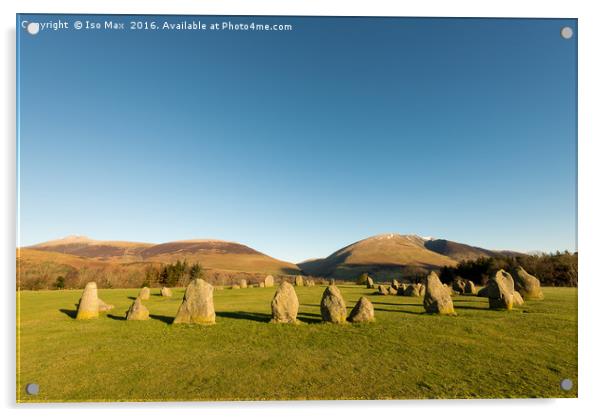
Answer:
[18,233,520,281]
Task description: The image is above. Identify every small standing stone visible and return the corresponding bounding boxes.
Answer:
[488,270,516,310]
[320,284,347,324]
[347,297,375,323]
[173,279,216,325]
[377,284,389,295]
[139,287,150,300]
[76,282,99,320]
[264,275,275,287]
[161,287,173,297]
[98,298,114,312]
[270,281,299,324]
[515,266,544,300]
[126,297,149,321]
[295,275,305,286]
[423,272,455,315]
[366,276,374,289]
[240,279,248,289]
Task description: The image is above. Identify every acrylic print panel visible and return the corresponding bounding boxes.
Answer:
[16,14,577,402]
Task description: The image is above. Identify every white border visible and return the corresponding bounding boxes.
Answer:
[2,1,601,416]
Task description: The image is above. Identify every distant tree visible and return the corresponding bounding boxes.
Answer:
[189,263,203,281]
[356,272,369,285]
[54,275,65,290]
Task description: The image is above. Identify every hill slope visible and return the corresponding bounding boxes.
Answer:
[25,236,300,276]
[298,234,457,280]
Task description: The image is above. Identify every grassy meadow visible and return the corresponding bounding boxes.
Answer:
[17,285,577,402]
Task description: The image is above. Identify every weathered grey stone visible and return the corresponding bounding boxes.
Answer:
[270,281,299,324]
[126,297,149,321]
[347,296,375,323]
[388,286,398,295]
[173,279,216,324]
[423,272,455,315]
[515,266,544,300]
[295,275,305,286]
[488,270,515,310]
[138,287,150,300]
[366,276,374,289]
[160,287,172,297]
[240,279,248,289]
[377,284,389,295]
[76,282,99,320]
[264,275,274,287]
[320,285,347,324]
[98,298,114,312]
[404,284,421,297]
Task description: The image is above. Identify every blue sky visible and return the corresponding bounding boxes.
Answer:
[17,15,577,262]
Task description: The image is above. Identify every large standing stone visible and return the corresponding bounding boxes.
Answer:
[126,297,149,321]
[98,298,114,312]
[76,282,99,320]
[160,287,172,297]
[515,266,544,300]
[240,279,248,289]
[377,284,389,295]
[173,279,216,324]
[138,287,150,300]
[264,275,274,287]
[347,296,375,323]
[320,285,347,323]
[366,276,374,289]
[270,281,299,324]
[295,275,305,286]
[423,272,455,315]
[487,270,516,310]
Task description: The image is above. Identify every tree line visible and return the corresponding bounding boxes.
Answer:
[438,251,577,287]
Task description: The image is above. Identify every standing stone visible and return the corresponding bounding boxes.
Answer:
[98,298,114,312]
[452,279,466,295]
[400,283,408,293]
[391,279,400,290]
[404,284,421,297]
[270,281,299,324]
[231,284,240,290]
[139,287,150,300]
[329,278,336,286]
[320,285,347,324]
[377,284,389,295]
[126,297,149,321]
[388,286,398,295]
[513,291,525,306]
[418,283,426,297]
[295,275,305,286]
[259,282,265,288]
[173,279,216,325]
[240,279,248,289]
[488,270,516,310]
[423,272,455,315]
[366,276,375,289]
[160,287,172,297]
[477,286,489,297]
[464,280,477,295]
[515,266,544,300]
[264,275,275,287]
[76,282,99,320]
[347,296,375,323]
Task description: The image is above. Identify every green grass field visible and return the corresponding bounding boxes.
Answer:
[16,285,577,402]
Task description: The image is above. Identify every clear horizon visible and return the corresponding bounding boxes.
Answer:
[17,15,577,263]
